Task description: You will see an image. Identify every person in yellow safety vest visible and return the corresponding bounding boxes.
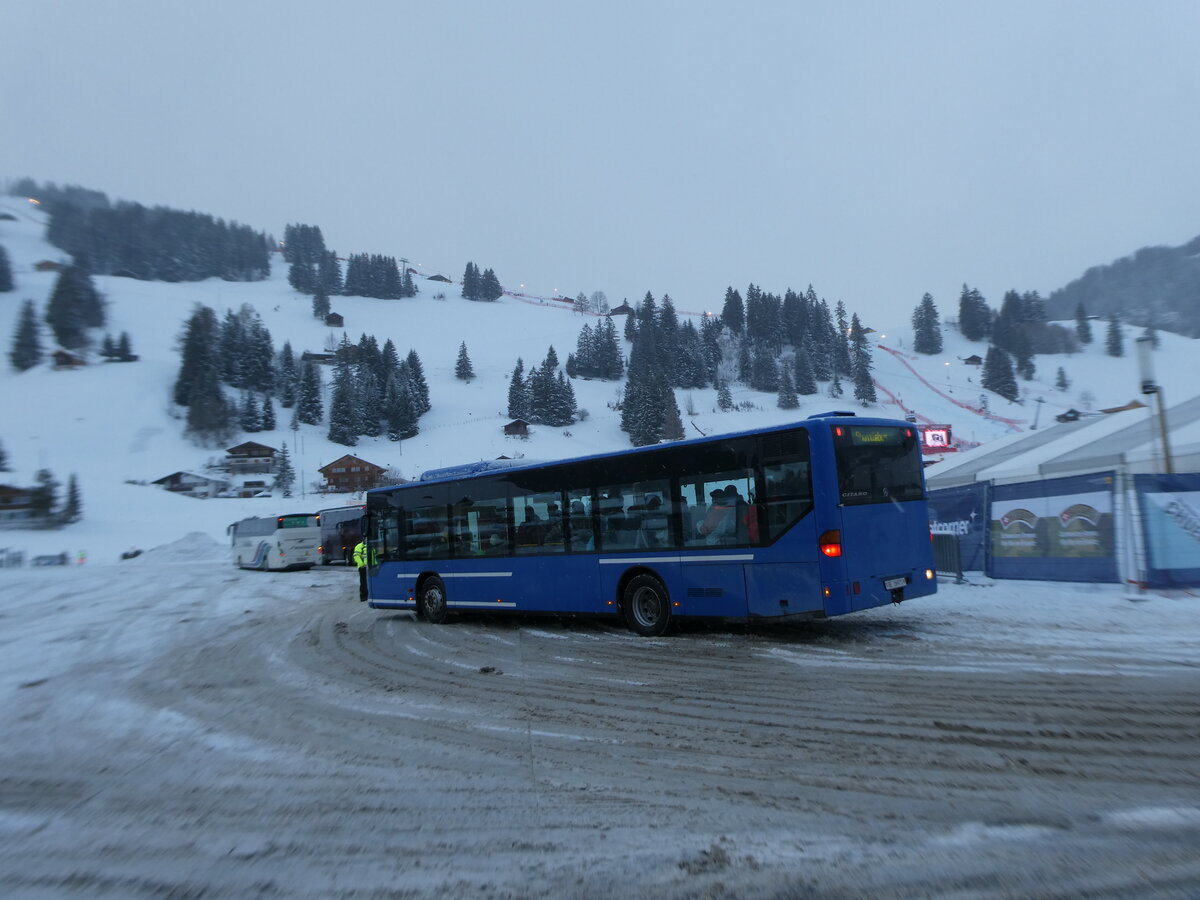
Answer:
[353,540,374,602]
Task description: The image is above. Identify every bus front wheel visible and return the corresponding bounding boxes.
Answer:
[623,574,671,637]
[419,576,449,624]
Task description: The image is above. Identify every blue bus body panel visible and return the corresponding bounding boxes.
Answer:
[836,500,936,612]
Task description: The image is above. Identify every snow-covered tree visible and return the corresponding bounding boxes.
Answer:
[455,342,474,381]
[0,245,14,292]
[777,365,799,409]
[275,444,295,497]
[912,293,943,354]
[1105,314,1124,357]
[10,299,43,371]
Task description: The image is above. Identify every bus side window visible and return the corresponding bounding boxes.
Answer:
[567,489,593,552]
[762,460,814,541]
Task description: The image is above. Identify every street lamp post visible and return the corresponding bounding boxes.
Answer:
[1135,335,1173,474]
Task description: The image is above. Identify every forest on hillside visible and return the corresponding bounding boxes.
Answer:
[1045,234,1200,337]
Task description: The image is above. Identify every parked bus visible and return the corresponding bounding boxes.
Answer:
[363,412,936,635]
[228,513,320,571]
[316,504,365,565]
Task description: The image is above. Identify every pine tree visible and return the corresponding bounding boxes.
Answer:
[116,331,133,361]
[185,361,235,445]
[239,392,261,432]
[479,268,502,301]
[30,468,59,520]
[45,265,104,349]
[10,299,43,371]
[1105,314,1124,357]
[406,349,431,414]
[174,305,220,407]
[297,361,324,425]
[1055,367,1070,391]
[621,323,668,446]
[793,348,817,395]
[260,395,277,431]
[327,365,359,446]
[959,285,991,341]
[832,299,852,377]
[720,287,744,333]
[982,345,1018,402]
[716,378,733,411]
[0,245,13,292]
[461,261,480,300]
[356,363,383,437]
[278,341,298,408]
[455,342,474,380]
[507,359,530,419]
[1074,302,1093,345]
[384,372,419,440]
[318,250,343,296]
[0,438,9,472]
[777,365,799,409]
[660,389,685,441]
[275,444,295,497]
[60,473,82,524]
[912,293,943,354]
[312,287,331,319]
[849,314,876,405]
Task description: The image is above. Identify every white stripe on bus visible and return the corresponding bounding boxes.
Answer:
[597,554,754,565]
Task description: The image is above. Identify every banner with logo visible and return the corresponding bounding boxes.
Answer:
[1134,473,1200,588]
[928,483,989,571]
[989,472,1117,582]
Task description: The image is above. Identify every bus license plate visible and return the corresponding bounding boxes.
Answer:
[884,576,907,590]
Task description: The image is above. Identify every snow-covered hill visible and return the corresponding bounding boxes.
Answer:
[1,196,1195,562]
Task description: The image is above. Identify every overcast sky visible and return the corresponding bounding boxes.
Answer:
[4,1,1199,325]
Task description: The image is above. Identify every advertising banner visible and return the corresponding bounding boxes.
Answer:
[989,472,1117,582]
[1134,473,1200,588]
[928,483,988,571]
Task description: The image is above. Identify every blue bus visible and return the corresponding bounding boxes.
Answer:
[364,412,936,635]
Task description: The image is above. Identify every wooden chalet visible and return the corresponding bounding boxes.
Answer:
[503,419,530,437]
[52,350,86,369]
[152,471,231,499]
[300,351,338,365]
[224,441,278,475]
[963,354,984,366]
[318,455,387,493]
[324,312,344,327]
[0,484,35,528]
[427,274,452,283]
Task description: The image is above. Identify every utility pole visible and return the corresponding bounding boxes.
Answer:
[1031,396,1045,430]
[1136,335,1173,474]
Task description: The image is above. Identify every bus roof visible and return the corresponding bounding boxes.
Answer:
[379,411,914,493]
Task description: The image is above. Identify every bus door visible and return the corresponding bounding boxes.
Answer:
[744,444,824,619]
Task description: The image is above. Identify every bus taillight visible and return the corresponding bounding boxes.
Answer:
[818,530,842,557]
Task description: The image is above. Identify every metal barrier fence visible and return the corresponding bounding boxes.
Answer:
[931,533,964,584]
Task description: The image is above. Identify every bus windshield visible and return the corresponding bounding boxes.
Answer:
[832,424,924,506]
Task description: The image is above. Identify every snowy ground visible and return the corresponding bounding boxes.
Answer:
[2,536,1198,898]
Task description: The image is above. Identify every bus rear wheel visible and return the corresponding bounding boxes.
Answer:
[623,574,671,637]
[419,576,449,624]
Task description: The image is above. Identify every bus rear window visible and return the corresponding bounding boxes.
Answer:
[832,425,924,506]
